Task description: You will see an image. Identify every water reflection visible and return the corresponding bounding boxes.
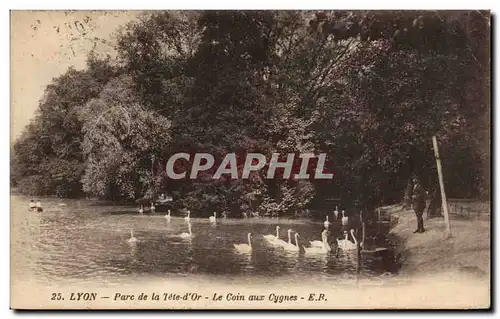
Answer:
[11,194,398,285]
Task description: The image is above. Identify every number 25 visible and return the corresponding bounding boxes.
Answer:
[51,293,63,300]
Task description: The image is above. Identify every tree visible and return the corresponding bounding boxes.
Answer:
[12,10,489,212]
[79,75,172,200]
[11,53,117,196]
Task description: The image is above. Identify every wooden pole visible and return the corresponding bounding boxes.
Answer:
[432,136,452,237]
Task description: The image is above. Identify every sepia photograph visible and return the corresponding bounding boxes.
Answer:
[9,9,491,310]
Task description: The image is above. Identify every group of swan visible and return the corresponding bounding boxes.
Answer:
[137,203,157,214]
[162,209,191,222]
[324,206,349,228]
[235,226,360,255]
[129,209,360,254]
[163,210,217,224]
[261,227,299,251]
[234,227,299,254]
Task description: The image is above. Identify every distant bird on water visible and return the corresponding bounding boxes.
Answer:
[324,215,331,228]
[234,233,252,253]
[337,229,358,251]
[341,211,348,226]
[334,206,339,219]
[209,212,217,223]
[164,209,171,221]
[128,230,138,244]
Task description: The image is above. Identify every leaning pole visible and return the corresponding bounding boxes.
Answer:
[432,135,452,238]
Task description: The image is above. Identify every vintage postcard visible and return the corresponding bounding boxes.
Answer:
[10,10,491,310]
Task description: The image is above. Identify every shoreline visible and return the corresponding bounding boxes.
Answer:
[383,203,490,280]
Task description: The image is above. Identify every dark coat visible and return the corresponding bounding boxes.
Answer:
[412,183,426,212]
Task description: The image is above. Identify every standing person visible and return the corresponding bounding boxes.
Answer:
[412,176,426,233]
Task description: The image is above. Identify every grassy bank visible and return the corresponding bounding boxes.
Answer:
[385,202,490,279]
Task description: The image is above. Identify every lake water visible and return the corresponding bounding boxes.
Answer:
[11,194,398,288]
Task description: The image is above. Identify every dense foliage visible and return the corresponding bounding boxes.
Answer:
[11,11,490,217]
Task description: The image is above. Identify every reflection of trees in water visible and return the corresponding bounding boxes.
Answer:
[128,243,138,263]
[181,237,197,273]
[241,251,254,272]
[231,249,254,273]
[303,253,330,272]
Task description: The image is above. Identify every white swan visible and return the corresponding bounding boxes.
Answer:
[324,215,331,228]
[209,212,217,223]
[283,233,300,252]
[138,205,144,214]
[310,229,328,248]
[263,226,281,244]
[128,230,138,243]
[164,209,171,221]
[180,223,193,239]
[234,233,252,253]
[184,210,191,223]
[334,206,339,219]
[274,228,292,248]
[304,231,331,254]
[271,228,290,247]
[341,210,348,226]
[336,229,358,251]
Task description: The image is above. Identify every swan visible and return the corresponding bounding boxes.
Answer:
[234,233,252,253]
[180,223,193,239]
[304,231,331,254]
[209,212,217,223]
[184,210,191,223]
[275,228,293,248]
[283,233,300,252]
[270,228,290,247]
[138,205,144,214]
[263,226,281,244]
[310,229,329,248]
[324,215,331,228]
[341,210,348,226]
[164,209,171,221]
[128,230,138,243]
[336,229,358,251]
[334,206,339,219]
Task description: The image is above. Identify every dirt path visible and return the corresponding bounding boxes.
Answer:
[387,204,490,279]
